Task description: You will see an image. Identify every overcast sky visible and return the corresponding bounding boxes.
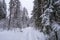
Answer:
[5,0,34,18]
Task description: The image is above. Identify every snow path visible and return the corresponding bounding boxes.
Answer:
[0,27,46,40]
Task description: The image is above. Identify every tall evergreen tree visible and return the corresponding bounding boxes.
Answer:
[9,0,21,28]
[33,0,60,40]
[0,0,6,19]
[32,0,44,30]
[22,7,29,28]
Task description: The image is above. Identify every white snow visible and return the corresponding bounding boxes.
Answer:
[54,0,60,5]
[52,21,60,31]
[40,8,53,26]
[0,27,46,40]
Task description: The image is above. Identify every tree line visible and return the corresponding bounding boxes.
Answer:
[0,0,29,29]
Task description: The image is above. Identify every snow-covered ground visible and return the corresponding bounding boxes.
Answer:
[0,27,46,40]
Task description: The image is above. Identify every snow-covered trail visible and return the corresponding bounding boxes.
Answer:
[0,27,46,40]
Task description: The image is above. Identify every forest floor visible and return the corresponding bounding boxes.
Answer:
[0,27,46,40]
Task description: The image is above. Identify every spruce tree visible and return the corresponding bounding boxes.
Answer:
[9,0,21,28]
[0,0,6,19]
[32,0,44,30]
[22,7,29,28]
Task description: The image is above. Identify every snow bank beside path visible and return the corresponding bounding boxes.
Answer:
[0,27,46,40]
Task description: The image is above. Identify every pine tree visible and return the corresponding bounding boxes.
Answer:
[22,7,29,28]
[9,0,21,28]
[39,0,55,39]
[0,0,6,19]
[32,0,44,30]
[33,0,60,40]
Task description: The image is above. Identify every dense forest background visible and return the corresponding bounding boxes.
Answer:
[0,0,60,40]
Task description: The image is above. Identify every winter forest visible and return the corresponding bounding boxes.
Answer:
[0,0,60,40]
